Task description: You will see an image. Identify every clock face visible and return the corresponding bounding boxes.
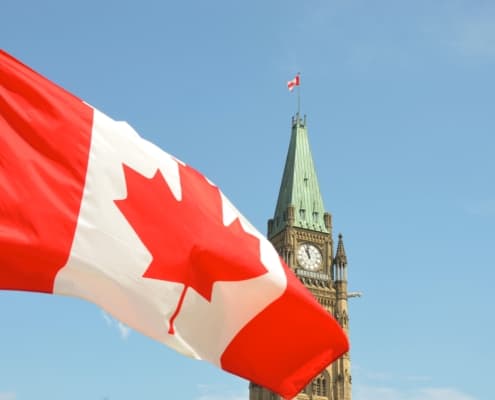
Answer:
[296,243,323,271]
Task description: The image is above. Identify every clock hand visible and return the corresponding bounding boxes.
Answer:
[305,246,311,258]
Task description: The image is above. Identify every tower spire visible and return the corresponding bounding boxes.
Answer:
[268,115,329,238]
[335,233,347,265]
[334,233,348,282]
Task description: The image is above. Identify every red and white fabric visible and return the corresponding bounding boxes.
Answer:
[0,50,348,399]
[287,74,300,91]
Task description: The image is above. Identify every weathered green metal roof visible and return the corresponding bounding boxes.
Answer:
[271,115,328,236]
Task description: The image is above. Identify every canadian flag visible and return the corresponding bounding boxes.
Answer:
[287,74,300,91]
[0,50,348,399]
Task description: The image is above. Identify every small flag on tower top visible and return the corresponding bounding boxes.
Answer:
[287,74,300,91]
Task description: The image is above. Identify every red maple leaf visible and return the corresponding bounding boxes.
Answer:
[115,162,267,334]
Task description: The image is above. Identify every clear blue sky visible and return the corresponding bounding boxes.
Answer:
[1,1,493,400]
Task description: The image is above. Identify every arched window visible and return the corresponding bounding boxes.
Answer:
[312,370,330,397]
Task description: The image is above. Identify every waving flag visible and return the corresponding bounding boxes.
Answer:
[287,74,300,91]
[0,50,348,399]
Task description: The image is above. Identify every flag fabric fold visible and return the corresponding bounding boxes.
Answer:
[0,50,348,399]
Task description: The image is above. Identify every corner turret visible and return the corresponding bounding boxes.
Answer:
[333,233,348,282]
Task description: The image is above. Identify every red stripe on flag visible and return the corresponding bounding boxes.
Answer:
[287,74,300,91]
[0,51,93,293]
[220,262,349,399]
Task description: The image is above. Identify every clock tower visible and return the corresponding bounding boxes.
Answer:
[249,114,352,400]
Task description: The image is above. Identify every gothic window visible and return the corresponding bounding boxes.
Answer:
[312,380,318,395]
[322,376,327,395]
[312,370,330,397]
[299,209,306,219]
[313,211,319,221]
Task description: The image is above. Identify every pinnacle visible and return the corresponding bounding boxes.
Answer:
[334,233,347,266]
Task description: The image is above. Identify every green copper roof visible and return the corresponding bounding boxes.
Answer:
[271,115,328,236]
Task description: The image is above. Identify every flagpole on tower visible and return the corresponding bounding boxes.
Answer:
[297,72,301,118]
[287,73,302,118]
